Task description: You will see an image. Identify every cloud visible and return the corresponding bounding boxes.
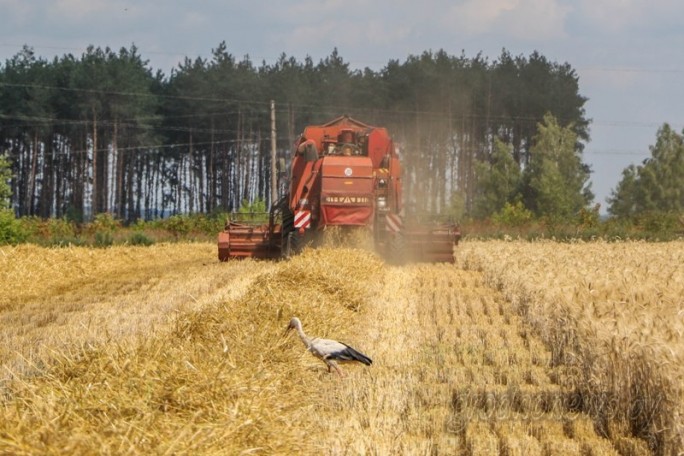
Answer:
[284,18,412,54]
[440,0,571,40]
[575,0,684,32]
[50,0,123,19]
[0,0,34,26]
[280,0,371,19]
[179,11,209,30]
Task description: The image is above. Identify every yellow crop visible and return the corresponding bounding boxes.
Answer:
[2,240,678,454]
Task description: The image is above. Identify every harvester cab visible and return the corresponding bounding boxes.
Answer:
[218,115,461,263]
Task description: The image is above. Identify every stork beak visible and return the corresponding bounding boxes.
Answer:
[283,323,293,336]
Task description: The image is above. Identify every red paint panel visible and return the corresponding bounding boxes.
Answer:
[322,205,374,226]
[319,154,374,228]
[321,156,374,178]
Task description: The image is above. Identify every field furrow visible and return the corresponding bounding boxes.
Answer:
[316,263,629,455]
[1,242,673,454]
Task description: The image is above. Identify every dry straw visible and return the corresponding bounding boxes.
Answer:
[0,243,273,381]
[0,246,383,454]
[1,240,668,454]
[457,239,684,455]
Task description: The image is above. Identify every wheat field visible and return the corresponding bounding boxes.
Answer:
[0,240,681,455]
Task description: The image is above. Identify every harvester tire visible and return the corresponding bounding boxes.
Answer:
[279,195,296,258]
[284,231,301,258]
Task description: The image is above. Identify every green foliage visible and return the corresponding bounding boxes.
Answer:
[492,201,534,227]
[132,218,148,231]
[608,124,684,218]
[0,209,28,244]
[127,231,154,246]
[90,213,121,233]
[138,212,227,237]
[17,216,79,245]
[473,139,522,218]
[0,154,11,210]
[64,205,84,224]
[45,218,79,244]
[471,114,593,225]
[608,165,638,217]
[577,204,601,229]
[442,192,466,222]
[634,211,682,235]
[235,199,269,223]
[2,45,590,222]
[522,113,593,221]
[94,231,114,247]
[238,198,267,214]
[187,212,228,234]
[163,215,192,238]
[85,213,120,247]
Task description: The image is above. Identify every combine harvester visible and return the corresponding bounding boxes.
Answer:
[218,116,460,263]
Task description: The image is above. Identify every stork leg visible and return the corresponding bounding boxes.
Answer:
[326,360,345,377]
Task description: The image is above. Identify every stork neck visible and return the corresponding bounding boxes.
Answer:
[295,325,311,347]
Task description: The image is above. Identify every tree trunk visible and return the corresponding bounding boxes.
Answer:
[208,118,215,212]
[27,131,39,215]
[188,132,194,214]
[114,120,125,219]
[91,110,98,218]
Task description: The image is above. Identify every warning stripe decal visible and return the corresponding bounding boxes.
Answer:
[294,210,311,229]
[386,213,402,233]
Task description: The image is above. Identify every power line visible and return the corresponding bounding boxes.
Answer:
[0,82,678,137]
[585,149,650,156]
[0,81,272,105]
[577,66,684,74]
[4,42,684,75]
[2,138,269,157]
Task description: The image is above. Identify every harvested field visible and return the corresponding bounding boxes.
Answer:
[1,240,680,454]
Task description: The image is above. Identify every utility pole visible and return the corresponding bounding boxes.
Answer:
[270,100,277,207]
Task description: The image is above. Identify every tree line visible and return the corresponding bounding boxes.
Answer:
[0,42,609,223]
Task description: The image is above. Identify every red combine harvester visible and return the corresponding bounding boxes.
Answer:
[218,116,460,263]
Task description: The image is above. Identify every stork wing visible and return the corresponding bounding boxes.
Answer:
[311,338,372,366]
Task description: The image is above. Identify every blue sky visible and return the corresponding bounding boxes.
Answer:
[1,0,683,211]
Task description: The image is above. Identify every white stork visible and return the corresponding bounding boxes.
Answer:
[285,317,372,376]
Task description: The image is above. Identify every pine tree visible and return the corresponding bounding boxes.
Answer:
[522,113,593,221]
[473,138,521,218]
[608,124,684,216]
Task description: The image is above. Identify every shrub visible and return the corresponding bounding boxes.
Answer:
[577,204,601,229]
[164,215,192,238]
[0,209,28,244]
[635,211,680,237]
[235,199,269,223]
[94,231,114,248]
[190,212,229,235]
[127,231,154,246]
[90,213,121,234]
[492,201,533,227]
[47,217,78,242]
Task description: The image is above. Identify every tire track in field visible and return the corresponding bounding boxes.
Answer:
[319,263,631,455]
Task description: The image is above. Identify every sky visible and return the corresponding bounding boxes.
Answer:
[1,0,683,212]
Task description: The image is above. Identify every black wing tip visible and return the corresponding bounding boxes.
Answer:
[339,344,373,366]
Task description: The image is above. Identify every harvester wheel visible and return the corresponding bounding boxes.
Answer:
[279,195,296,258]
[284,231,302,258]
